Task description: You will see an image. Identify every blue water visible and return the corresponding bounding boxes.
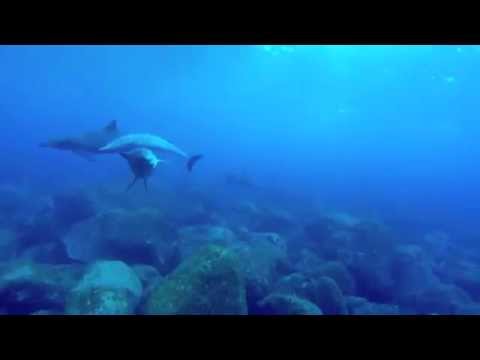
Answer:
[1,45,480,315]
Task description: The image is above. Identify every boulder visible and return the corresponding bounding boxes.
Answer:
[273,273,347,315]
[143,245,247,315]
[63,208,179,273]
[66,260,142,315]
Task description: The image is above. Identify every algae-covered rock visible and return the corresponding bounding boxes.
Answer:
[66,260,142,315]
[257,293,323,315]
[273,273,347,314]
[346,296,399,315]
[144,244,247,315]
[0,261,84,314]
[176,225,237,260]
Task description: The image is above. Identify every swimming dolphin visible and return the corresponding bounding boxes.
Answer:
[39,120,121,161]
[99,133,203,171]
[120,147,166,192]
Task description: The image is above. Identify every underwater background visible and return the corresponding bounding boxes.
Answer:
[1,45,480,315]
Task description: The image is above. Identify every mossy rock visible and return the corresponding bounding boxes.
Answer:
[143,244,247,315]
[273,273,347,314]
[0,261,84,314]
[258,293,323,315]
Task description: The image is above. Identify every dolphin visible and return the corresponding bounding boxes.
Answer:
[120,147,165,192]
[39,120,121,161]
[99,133,203,171]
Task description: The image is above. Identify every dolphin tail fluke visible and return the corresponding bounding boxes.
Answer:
[187,154,203,172]
[126,177,138,192]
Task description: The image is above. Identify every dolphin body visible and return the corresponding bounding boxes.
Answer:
[39,120,120,161]
[99,133,203,171]
[120,147,166,192]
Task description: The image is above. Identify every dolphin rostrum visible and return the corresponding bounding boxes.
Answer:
[120,147,165,192]
[99,133,203,171]
[39,120,121,161]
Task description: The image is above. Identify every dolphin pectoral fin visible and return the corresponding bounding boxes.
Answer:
[126,177,138,191]
[143,178,148,192]
[187,154,203,172]
[73,150,96,162]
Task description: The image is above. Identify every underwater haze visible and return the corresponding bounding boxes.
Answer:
[1,45,480,315]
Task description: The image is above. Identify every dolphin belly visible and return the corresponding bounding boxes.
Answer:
[99,133,188,158]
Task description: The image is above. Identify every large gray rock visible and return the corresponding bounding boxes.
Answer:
[66,260,142,315]
[63,208,179,273]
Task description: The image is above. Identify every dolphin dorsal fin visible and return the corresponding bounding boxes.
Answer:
[104,120,118,133]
